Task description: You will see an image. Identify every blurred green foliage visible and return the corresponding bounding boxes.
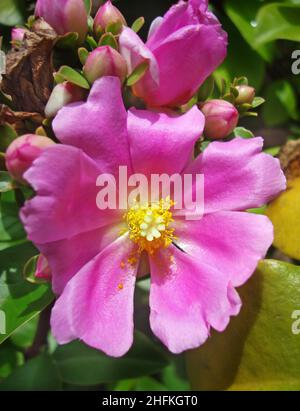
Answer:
[0,0,300,391]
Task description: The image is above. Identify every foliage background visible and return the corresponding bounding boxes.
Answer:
[0,0,300,391]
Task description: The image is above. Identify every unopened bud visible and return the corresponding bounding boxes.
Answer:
[235,85,255,105]
[6,134,55,183]
[45,82,87,118]
[94,0,126,34]
[201,99,239,140]
[11,28,26,42]
[83,46,127,84]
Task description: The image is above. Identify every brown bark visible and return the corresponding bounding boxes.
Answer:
[1,20,57,115]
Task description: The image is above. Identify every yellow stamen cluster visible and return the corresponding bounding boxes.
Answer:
[124,198,175,254]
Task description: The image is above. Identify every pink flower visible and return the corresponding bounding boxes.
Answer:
[21,77,286,357]
[200,99,239,139]
[119,0,227,107]
[35,0,88,42]
[11,28,26,42]
[6,134,55,183]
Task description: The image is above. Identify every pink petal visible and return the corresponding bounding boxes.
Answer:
[37,223,124,295]
[181,137,286,215]
[174,211,274,287]
[21,144,122,244]
[52,77,132,175]
[149,244,234,354]
[51,235,138,357]
[119,27,159,86]
[127,106,204,177]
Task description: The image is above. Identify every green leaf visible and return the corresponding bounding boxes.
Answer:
[0,124,17,152]
[0,0,25,26]
[187,260,300,390]
[78,47,89,65]
[233,127,254,139]
[262,80,298,127]
[86,35,98,50]
[55,32,79,49]
[224,0,275,62]
[127,61,150,87]
[254,3,300,46]
[53,332,169,385]
[0,342,23,379]
[0,354,62,390]
[0,280,54,344]
[131,17,145,33]
[56,66,90,89]
[252,96,265,108]
[0,172,14,193]
[98,32,118,50]
[106,21,123,36]
[83,0,92,15]
[10,316,38,349]
[197,76,215,102]
[214,17,265,92]
[0,192,27,251]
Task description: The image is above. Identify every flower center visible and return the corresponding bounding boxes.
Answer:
[124,198,175,254]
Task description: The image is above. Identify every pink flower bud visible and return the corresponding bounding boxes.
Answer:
[235,85,256,105]
[83,46,127,84]
[35,255,52,281]
[35,0,88,42]
[200,99,239,140]
[11,28,26,42]
[6,134,55,183]
[45,82,87,118]
[94,0,126,33]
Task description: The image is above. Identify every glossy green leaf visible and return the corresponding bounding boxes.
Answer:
[224,0,275,62]
[197,76,214,102]
[0,0,25,26]
[56,32,79,49]
[0,342,23,379]
[78,47,89,65]
[83,0,92,15]
[254,3,300,45]
[214,18,265,92]
[56,66,90,89]
[252,96,265,108]
[0,192,26,251]
[0,280,54,344]
[127,61,150,87]
[99,32,118,50]
[262,80,298,126]
[233,127,254,139]
[187,260,300,390]
[0,124,17,152]
[53,332,169,385]
[0,354,61,390]
[10,316,38,349]
[131,17,145,33]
